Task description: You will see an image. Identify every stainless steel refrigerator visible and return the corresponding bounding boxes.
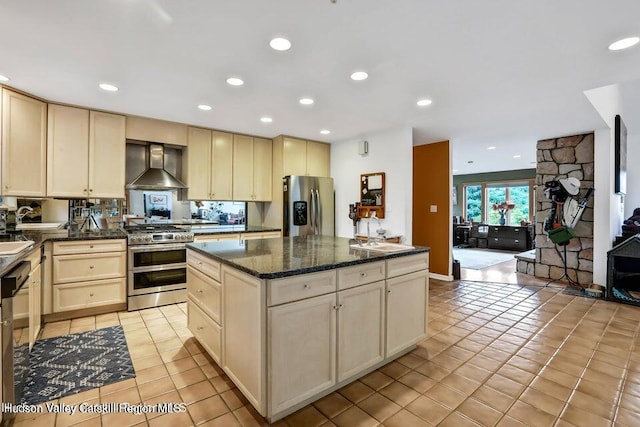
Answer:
[283,175,334,236]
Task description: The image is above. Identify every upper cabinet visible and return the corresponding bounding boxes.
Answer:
[125,115,187,146]
[47,104,125,198]
[233,135,272,201]
[1,88,47,197]
[281,137,330,177]
[186,127,233,200]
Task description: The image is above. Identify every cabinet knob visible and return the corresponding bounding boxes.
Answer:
[387,289,392,294]
[197,326,204,330]
[198,289,204,293]
[332,305,338,310]
[304,284,310,289]
[89,189,93,192]
[360,272,367,278]
[89,293,94,297]
[90,245,94,248]
[89,265,94,269]
[339,303,344,309]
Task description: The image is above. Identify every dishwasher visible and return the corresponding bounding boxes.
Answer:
[1,260,31,418]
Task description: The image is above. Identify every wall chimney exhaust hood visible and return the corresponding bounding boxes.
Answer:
[126,144,187,190]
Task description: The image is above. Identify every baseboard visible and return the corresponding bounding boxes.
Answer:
[430,272,453,281]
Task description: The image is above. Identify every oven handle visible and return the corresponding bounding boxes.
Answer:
[130,263,187,273]
[128,243,187,253]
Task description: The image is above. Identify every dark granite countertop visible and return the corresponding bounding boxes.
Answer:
[187,235,429,279]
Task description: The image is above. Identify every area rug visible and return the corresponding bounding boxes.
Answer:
[452,248,517,270]
[21,325,135,405]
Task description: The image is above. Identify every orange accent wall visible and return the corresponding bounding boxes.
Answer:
[413,141,450,276]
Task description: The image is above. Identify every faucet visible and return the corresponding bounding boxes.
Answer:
[366,211,381,245]
[15,206,33,225]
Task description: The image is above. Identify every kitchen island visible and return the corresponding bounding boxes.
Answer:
[186,235,429,422]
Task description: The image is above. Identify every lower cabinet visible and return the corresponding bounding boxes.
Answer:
[29,263,42,348]
[386,270,428,357]
[269,293,337,414]
[187,299,222,363]
[51,240,126,313]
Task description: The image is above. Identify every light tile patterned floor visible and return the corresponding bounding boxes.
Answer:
[13,279,640,427]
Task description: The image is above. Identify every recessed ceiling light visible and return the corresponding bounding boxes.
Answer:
[416,99,432,107]
[608,36,640,51]
[270,37,292,51]
[513,154,521,158]
[299,98,314,105]
[0,74,9,82]
[197,104,212,111]
[320,129,331,135]
[487,146,496,150]
[260,117,273,123]
[98,83,118,92]
[350,71,368,81]
[467,160,474,164]
[226,77,244,86]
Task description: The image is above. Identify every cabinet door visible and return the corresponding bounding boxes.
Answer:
[89,111,126,198]
[232,134,254,200]
[47,104,89,197]
[252,137,272,201]
[29,263,42,349]
[386,270,428,357]
[211,131,233,200]
[282,137,307,176]
[269,293,337,415]
[186,127,212,200]
[337,281,385,382]
[2,89,47,196]
[306,141,330,177]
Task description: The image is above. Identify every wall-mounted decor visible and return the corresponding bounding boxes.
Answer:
[357,172,385,218]
[615,114,627,195]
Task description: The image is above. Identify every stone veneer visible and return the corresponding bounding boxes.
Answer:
[528,133,595,285]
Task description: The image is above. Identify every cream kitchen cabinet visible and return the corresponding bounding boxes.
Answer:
[1,88,47,197]
[51,239,126,313]
[186,127,233,200]
[281,137,330,177]
[125,115,187,146]
[233,135,272,201]
[47,104,126,198]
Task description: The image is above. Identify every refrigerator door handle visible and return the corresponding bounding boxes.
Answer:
[309,189,315,231]
[315,189,321,235]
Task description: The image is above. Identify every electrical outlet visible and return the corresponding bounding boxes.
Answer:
[430,205,437,213]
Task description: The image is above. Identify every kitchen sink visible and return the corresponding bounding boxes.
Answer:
[350,242,415,253]
[0,240,35,255]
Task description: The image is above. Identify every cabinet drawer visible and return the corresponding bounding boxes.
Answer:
[386,253,429,278]
[240,231,282,240]
[268,270,337,306]
[53,251,125,284]
[188,299,222,364]
[193,233,240,243]
[53,277,126,312]
[187,266,222,324]
[53,239,126,255]
[187,250,221,281]
[338,261,386,290]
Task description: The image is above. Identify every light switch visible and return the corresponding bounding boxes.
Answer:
[430,205,437,213]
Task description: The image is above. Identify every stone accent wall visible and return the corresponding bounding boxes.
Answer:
[535,133,594,285]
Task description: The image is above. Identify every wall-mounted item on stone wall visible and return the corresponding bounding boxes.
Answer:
[357,172,385,219]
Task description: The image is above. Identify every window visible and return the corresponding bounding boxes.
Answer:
[464,185,482,222]
[463,180,532,224]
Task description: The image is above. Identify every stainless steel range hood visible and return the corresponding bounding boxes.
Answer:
[126,144,187,190]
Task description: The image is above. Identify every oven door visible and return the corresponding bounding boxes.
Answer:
[128,244,187,296]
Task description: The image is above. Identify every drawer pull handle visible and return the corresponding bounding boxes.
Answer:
[197,326,204,330]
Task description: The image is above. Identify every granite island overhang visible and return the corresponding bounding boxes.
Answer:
[185,235,430,422]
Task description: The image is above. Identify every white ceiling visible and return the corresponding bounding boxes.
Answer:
[2,1,639,174]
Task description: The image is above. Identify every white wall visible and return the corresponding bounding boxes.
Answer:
[331,127,413,242]
[624,133,640,218]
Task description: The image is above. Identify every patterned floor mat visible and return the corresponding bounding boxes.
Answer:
[21,325,135,405]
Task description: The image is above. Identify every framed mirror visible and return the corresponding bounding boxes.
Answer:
[357,172,385,219]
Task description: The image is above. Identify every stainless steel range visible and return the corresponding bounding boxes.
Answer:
[125,224,194,310]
